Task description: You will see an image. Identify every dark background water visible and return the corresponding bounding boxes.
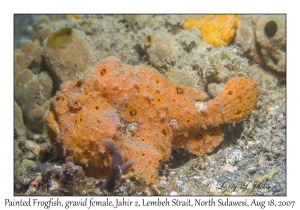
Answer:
[14,14,38,49]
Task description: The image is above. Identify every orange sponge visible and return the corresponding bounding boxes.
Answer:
[184,15,241,47]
